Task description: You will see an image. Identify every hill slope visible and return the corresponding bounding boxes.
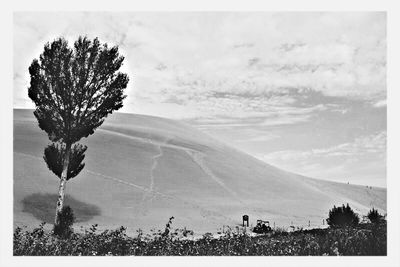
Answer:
[13,109,386,233]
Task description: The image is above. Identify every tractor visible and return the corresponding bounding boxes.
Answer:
[253,219,272,234]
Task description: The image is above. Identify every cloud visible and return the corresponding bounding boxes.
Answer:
[233,43,254,49]
[259,131,386,186]
[279,42,307,52]
[235,134,279,143]
[14,12,386,118]
[373,99,387,108]
[181,94,328,128]
[263,131,386,161]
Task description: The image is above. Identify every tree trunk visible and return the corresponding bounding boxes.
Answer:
[54,142,71,226]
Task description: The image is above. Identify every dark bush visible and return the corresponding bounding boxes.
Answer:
[53,206,75,238]
[327,203,359,228]
[367,208,383,224]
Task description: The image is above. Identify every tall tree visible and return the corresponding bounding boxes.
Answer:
[28,36,129,226]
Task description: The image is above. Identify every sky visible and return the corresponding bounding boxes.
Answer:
[13,12,386,187]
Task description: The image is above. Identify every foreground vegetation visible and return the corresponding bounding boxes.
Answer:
[14,220,386,256]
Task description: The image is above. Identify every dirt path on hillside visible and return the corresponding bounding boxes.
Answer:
[184,150,250,207]
[138,137,168,214]
[98,128,248,212]
[98,128,195,153]
[14,142,243,226]
[87,167,236,225]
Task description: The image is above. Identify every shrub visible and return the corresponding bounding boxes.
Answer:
[53,206,75,238]
[162,216,174,238]
[367,208,383,224]
[14,220,386,256]
[327,203,359,228]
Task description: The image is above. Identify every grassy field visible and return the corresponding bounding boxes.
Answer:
[14,109,387,234]
[13,220,386,256]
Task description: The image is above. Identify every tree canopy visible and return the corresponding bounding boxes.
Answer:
[327,203,359,228]
[28,36,129,144]
[43,142,87,180]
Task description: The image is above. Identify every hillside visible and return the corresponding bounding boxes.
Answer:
[13,109,386,234]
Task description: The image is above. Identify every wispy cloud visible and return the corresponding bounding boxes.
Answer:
[373,99,387,108]
[14,12,386,114]
[263,131,386,160]
[260,132,386,186]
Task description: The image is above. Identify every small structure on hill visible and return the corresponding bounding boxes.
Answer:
[242,215,249,227]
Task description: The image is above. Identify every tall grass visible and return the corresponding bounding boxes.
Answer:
[13,220,386,256]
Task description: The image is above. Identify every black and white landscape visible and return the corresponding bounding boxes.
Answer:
[14,109,386,233]
[13,12,387,256]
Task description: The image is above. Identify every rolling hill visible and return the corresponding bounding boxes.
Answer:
[13,109,386,234]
